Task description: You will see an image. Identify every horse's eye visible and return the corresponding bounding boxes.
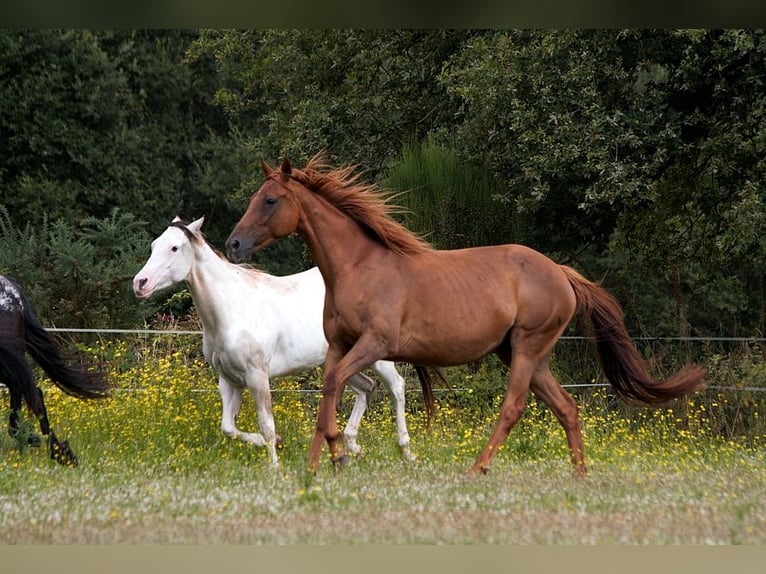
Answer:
[171,246,179,252]
[265,197,277,206]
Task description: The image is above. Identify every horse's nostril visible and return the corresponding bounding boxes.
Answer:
[230,238,240,251]
[139,278,148,289]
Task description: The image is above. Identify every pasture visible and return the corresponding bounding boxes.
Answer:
[1,336,765,544]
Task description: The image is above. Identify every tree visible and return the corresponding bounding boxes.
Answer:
[439,30,766,336]
[0,30,247,247]
[188,29,474,174]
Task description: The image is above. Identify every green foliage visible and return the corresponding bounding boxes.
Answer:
[0,30,247,249]
[4,29,766,338]
[439,30,766,336]
[188,30,472,174]
[0,207,151,328]
[382,136,521,249]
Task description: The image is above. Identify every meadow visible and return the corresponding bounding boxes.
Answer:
[1,335,765,544]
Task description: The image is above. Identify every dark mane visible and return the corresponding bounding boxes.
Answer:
[169,220,198,242]
[287,154,432,256]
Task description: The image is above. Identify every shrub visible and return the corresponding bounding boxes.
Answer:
[0,206,151,329]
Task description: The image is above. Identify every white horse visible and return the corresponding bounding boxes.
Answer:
[133,216,417,466]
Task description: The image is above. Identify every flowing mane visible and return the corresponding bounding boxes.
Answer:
[288,154,432,256]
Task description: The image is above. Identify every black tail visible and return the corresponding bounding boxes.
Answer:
[18,293,108,400]
[413,365,440,427]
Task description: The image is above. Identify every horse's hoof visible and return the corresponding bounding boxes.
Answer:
[332,453,351,469]
[466,465,488,478]
[27,433,42,448]
[275,435,284,449]
[49,434,78,467]
[399,445,417,463]
[345,441,362,456]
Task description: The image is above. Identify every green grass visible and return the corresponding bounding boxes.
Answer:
[1,338,765,544]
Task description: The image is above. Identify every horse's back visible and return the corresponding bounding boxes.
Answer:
[353,243,577,365]
[440,243,577,324]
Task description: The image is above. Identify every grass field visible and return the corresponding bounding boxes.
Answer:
[1,338,765,544]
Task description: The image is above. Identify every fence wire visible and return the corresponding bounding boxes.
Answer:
[3,327,761,394]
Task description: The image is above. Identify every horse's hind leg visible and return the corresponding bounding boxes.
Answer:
[1,347,44,447]
[469,352,537,476]
[7,382,42,447]
[371,361,415,462]
[530,360,586,476]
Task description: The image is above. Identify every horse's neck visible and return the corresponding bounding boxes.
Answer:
[187,242,263,326]
[294,189,375,288]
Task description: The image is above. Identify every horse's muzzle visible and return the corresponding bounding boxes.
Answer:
[225,236,250,263]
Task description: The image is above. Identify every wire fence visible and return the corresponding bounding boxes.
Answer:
[45,327,766,344]
[9,327,766,395]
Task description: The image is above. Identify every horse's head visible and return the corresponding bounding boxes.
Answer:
[226,158,301,263]
[133,216,204,299]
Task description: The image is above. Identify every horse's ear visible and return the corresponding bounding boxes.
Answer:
[281,158,292,176]
[172,215,182,223]
[187,216,205,235]
[260,158,273,176]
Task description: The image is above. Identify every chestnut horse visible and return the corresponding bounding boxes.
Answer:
[226,155,706,476]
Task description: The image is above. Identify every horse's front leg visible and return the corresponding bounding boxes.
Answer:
[311,337,385,472]
[343,373,377,456]
[218,376,247,440]
[219,374,280,451]
[245,369,280,467]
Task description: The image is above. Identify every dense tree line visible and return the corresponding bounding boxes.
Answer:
[1,29,764,337]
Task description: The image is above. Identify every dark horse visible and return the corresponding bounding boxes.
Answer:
[0,275,108,465]
[226,155,706,476]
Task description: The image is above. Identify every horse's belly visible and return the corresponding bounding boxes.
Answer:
[267,344,328,378]
[395,307,513,366]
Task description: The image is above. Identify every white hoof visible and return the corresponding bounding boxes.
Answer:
[344,434,362,455]
[400,444,417,463]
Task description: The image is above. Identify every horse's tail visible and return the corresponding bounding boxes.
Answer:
[413,365,439,426]
[559,265,706,406]
[18,292,109,400]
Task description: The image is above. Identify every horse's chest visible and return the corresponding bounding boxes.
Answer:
[203,334,260,374]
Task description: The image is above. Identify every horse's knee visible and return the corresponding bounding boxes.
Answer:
[321,375,339,398]
[562,403,580,430]
[498,401,525,433]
